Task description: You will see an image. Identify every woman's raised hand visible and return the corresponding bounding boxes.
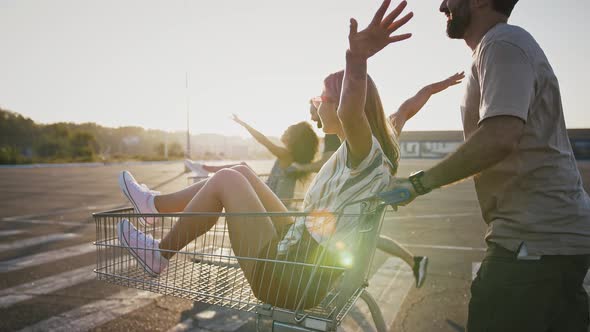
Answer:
[426,72,466,95]
[231,114,246,126]
[348,0,413,61]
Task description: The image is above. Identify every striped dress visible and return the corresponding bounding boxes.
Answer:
[277,135,395,254]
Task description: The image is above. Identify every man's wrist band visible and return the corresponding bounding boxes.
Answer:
[409,170,432,196]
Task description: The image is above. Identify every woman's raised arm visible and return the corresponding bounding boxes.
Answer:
[389,71,465,135]
[232,114,290,161]
[338,0,413,167]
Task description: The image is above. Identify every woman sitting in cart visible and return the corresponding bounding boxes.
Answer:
[116,0,458,310]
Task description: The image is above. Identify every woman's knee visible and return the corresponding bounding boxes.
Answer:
[208,168,249,189]
[230,165,256,178]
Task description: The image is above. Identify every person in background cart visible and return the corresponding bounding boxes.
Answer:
[185,116,319,200]
[284,101,342,175]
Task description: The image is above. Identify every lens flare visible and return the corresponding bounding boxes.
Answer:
[307,210,337,240]
[339,252,354,267]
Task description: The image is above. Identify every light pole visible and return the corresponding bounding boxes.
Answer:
[164,132,168,160]
[183,0,191,166]
[185,71,191,160]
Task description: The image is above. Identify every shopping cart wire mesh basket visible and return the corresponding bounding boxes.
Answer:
[93,188,411,331]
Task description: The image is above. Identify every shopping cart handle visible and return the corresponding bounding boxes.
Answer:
[377,188,412,206]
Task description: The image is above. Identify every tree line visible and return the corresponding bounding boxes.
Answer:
[0,108,185,164]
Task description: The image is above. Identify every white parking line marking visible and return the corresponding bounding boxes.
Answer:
[387,212,478,221]
[1,203,124,222]
[167,318,198,332]
[3,219,87,227]
[194,309,253,331]
[167,307,253,332]
[0,230,25,237]
[167,318,195,332]
[0,265,94,308]
[0,233,79,251]
[0,243,94,273]
[403,244,486,252]
[16,289,161,332]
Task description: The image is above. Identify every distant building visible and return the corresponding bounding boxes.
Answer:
[569,129,590,160]
[398,131,463,159]
[398,129,590,160]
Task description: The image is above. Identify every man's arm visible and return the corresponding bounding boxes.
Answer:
[394,40,534,203]
[422,115,524,189]
[393,115,524,201]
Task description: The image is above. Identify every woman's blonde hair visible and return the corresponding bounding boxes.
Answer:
[323,70,399,175]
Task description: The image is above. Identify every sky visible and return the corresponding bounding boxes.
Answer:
[1,0,589,137]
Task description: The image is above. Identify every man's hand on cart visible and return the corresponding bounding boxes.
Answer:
[379,180,418,208]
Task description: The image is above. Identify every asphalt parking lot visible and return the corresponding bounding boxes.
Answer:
[0,159,588,332]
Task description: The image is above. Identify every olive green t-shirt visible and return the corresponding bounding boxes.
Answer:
[461,23,590,255]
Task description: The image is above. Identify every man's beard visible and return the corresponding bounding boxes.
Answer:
[446,1,471,39]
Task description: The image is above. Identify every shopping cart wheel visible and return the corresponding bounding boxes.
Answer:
[360,289,387,332]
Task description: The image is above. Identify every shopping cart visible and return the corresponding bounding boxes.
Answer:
[93,188,411,331]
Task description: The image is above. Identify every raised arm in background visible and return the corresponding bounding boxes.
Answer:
[389,72,465,135]
[232,114,291,162]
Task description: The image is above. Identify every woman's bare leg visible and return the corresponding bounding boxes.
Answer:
[229,165,291,228]
[378,235,415,268]
[154,178,208,213]
[158,168,281,280]
[154,163,246,212]
[202,162,247,173]
[154,164,289,222]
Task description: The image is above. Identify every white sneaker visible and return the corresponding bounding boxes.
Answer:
[184,159,209,177]
[118,171,160,225]
[413,256,428,288]
[118,219,168,277]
